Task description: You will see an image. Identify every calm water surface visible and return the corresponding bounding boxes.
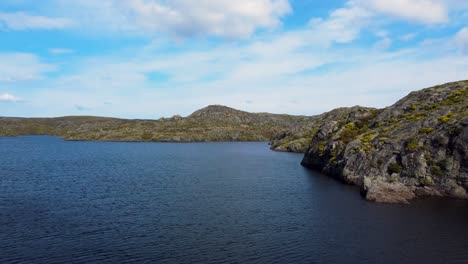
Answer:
[1,136,468,264]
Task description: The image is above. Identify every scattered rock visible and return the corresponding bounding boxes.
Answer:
[363,178,416,204]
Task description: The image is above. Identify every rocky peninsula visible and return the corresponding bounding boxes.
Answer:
[271,80,468,203]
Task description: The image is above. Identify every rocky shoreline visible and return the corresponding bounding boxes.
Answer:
[272,80,468,203]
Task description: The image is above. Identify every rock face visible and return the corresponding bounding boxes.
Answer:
[298,80,468,203]
[0,105,314,142]
[270,106,376,153]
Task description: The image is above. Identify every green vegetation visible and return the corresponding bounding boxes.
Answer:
[318,143,326,156]
[442,88,467,105]
[431,166,444,177]
[439,113,455,123]
[388,162,403,174]
[339,123,359,143]
[361,132,375,143]
[418,127,434,134]
[406,140,420,152]
[436,160,449,171]
[422,176,434,186]
[389,174,399,183]
[141,131,153,141]
[401,112,427,121]
[339,121,372,144]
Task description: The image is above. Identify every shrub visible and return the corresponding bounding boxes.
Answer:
[372,120,381,128]
[422,176,434,186]
[439,113,455,123]
[389,174,399,183]
[141,131,153,141]
[318,143,326,156]
[402,113,427,121]
[361,145,372,153]
[443,89,467,105]
[431,166,444,177]
[377,158,385,166]
[406,140,420,152]
[361,133,375,143]
[439,116,450,123]
[419,127,434,134]
[339,123,360,143]
[388,162,403,174]
[436,160,449,171]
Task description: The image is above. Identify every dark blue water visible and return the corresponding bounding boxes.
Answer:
[1,136,468,264]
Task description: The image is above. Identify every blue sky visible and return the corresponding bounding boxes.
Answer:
[0,0,467,118]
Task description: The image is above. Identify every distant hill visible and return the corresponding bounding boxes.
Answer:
[0,105,314,142]
[271,80,468,203]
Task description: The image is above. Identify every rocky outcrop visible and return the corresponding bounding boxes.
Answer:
[299,80,468,203]
[270,106,376,153]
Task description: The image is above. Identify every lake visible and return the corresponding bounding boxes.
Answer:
[1,136,467,263]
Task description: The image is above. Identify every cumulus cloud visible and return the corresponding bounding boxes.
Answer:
[0,93,19,102]
[3,0,466,118]
[25,25,467,118]
[0,12,72,30]
[308,2,373,43]
[307,0,450,45]
[53,0,291,38]
[363,0,449,24]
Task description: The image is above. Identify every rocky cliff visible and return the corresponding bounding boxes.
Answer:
[284,80,467,203]
[270,106,377,153]
[0,105,313,142]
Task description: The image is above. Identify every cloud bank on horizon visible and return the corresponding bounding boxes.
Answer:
[0,0,467,118]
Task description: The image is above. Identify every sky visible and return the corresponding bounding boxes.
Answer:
[0,0,467,118]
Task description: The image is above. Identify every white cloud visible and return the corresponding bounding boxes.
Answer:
[306,0,450,45]
[374,37,392,50]
[20,26,467,118]
[0,53,56,82]
[363,0,449,24]
[0,93,19,102]
[2,0,466,118]
[0,12,72,30]
[308,2,373,44]
[455,27,468,53]
[52,0,291,38]
[49,48,74,55]
[400,33,416,41]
